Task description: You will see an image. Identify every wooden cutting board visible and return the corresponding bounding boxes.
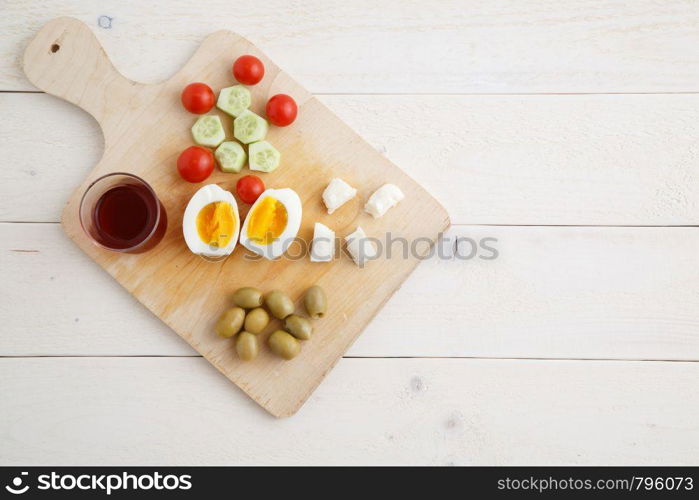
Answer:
[23,17,450,417]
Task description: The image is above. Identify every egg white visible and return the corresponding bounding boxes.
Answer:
[240,188,302,260]
[182,184,240,258]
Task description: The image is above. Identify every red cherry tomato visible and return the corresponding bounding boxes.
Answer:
[233,55,265,85]
[266,94,298,127]
[177,146,214,183]
[236,175,265,204]
[180,83,215,114]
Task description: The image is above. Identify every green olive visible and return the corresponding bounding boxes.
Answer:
[284,314,312,340]
[244,307,269,334]
[215,307,245,338]
[232,287,263,309]
[304,285,327,319]
[236,331,259,361]
[268,330,301,360]
[265,290,295,319]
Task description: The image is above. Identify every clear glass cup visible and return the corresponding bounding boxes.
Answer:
[79,172,167,253]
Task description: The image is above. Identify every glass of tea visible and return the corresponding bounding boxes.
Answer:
[79,172,167,253]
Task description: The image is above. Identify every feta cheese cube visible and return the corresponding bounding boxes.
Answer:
[364,183,405,218]
[345,226,378,267]
[322,178,357,214]
[311,222,335,262]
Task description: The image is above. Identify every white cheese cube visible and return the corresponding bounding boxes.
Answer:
[364,183,405,218]
[311,222,335,262]
[322,178,357,214]
[345,226,378,267]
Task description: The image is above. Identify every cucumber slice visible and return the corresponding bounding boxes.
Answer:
[249,141,281,172]
[215,141,247,173]
[234,110,268,144]
[217,85,251,117]
[191,115,225,147]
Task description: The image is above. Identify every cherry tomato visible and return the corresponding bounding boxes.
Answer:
[233,55,265,85]
[180,83,215,114]
[236,175,265,204]
[177,146,214,183]
[266,94,298,127]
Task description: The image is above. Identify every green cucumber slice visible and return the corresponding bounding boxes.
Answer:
[249,141,281,173]
[217,85,251,117]
[234,110,268,145]
[215,141,247,173]
[191,115,225,147]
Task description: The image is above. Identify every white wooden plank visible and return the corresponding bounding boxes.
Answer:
[3,1,699,93]
[1,357,697,464]
[0,94,103,223]
[4,92,699,225]
[0,223,192,356]
[4,223,699,360]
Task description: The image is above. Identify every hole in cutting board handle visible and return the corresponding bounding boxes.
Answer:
[50,43,60,53]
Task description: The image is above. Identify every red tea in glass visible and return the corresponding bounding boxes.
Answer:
[79,173,167,253]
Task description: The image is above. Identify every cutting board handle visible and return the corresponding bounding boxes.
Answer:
[22,17,138,137]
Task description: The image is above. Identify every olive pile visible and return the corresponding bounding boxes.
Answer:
[215,285,327,361]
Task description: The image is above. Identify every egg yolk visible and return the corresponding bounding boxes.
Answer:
[247,197,288,245]
[196,202,235,248]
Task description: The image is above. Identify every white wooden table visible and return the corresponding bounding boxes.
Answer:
[2,0,699,465]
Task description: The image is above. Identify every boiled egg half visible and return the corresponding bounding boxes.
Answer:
[240,188,302,260]
[183,184,240,259]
